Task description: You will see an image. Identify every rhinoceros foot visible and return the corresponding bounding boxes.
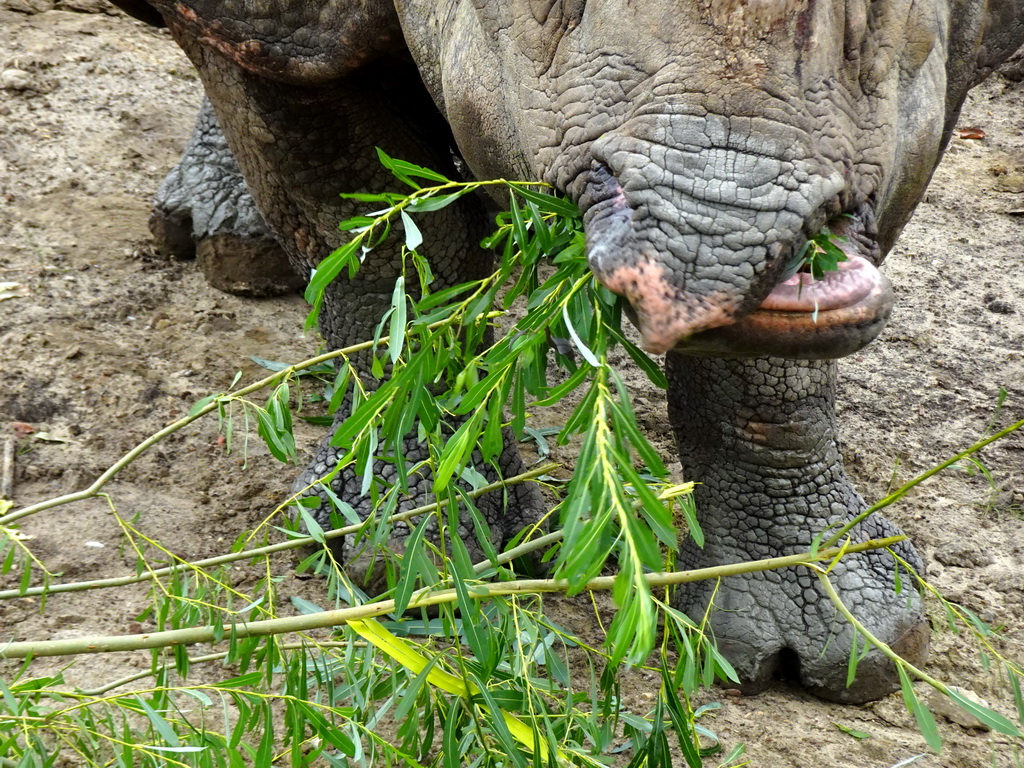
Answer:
[291,420,547,596]
[667,354,929,701]
[149,96,300,297]
[676,510,928,703]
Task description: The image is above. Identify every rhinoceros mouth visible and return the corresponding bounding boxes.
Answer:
[579,161,892,360]
[680,254,893,360]
[676,210,893,360]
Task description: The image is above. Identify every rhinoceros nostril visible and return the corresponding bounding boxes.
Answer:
[578,162,628,212]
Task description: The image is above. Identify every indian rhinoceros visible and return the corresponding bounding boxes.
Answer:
[109,0,1024,702]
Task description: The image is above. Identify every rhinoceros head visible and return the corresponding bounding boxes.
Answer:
[405,0,1022,357]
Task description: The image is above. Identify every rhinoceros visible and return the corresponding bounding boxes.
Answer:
[109,0,1024,702]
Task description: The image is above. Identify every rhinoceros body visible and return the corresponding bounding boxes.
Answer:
[111,0,1024,701]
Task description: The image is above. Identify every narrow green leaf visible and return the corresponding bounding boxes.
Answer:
[442,699,462,768]
[846,630,861,689]
[833,722,872,740]
[450,538,491,665]
[659,663,703,768]
[188,393,220,417]
[400,211,424,251]
[561,304,601,367]
[394,516,431,614]
[897,667,941,751]
[512,187,580,218]
[389,276,407,364]
[947,689,1023,737]
[304,240,361,307]
[469,676,528,768]
[1010,667,1024,728]
[679,495,704,548]
[408,192,466,213]
[134,696,179,748]
[376,147,451,185]
[433,410,484,492]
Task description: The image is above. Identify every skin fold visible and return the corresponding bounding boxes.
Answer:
[118,0,1023,701]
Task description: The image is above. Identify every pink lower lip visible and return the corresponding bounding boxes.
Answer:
[758,254,879,312]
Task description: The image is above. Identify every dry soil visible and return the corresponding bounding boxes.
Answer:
[1,6,1023,767]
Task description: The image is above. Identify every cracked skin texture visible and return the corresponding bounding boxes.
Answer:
[122,0,1024,700]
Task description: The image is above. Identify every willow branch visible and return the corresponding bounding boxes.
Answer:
[823,416,1024,549]
[0,313,502,527]
[0,536,904,659]
[0,463,557,601]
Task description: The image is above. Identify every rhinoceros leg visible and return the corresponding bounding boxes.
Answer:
[667,353,929,702]
[156,36,545,585]
[150,97,301,297]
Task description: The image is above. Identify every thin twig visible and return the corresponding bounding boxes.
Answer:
[0,313,502,528]
[823,416,1024,549]
[0,463,557,601]
[0,536,905,659]
[77,641,364,696]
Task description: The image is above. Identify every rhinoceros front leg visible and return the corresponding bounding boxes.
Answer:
[150,97,301,297]
[154,31,547,588]
[666,354,929,703]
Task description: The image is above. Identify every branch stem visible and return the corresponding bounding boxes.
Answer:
[0,313,501,528]
[0,536,904,659]
[823,416,1024,548]
[0,463,556,601]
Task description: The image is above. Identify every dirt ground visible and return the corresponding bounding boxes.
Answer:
[1,6,1022,767]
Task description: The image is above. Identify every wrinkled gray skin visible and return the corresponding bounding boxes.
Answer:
[148,96,302,296]
[113,0,1023,702]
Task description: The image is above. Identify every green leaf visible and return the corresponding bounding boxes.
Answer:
[400,210,424,251]
[188,392,221,417]
[433,410,485,493]
[442,699,463,768]
[677,494,703,548]
[562,304,601,367]
[508,193,531,254]
[394,516,431,614]
[450,537,491,666]
[1010,667,1024,728]
[376,147,451,186]
[469,676,528,768]
[408,191,467,212]
[512,187,580,218]
[388,276,408,364]
[659,663,703,768]
[296,700,356,756]
[947,688,1023,737]
[898,667,941,751]
[833,722,872,740]
[289,595,325,615]
[134,696,179,748]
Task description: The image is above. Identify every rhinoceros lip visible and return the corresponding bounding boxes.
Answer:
[757,253,878,313]
[674,247,894,360]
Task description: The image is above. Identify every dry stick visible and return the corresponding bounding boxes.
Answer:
[0,435,14,501]
[0,463,558,601]
[0,313,502,528]
[0,536,905,659]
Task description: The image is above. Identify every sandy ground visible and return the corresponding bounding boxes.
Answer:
[1,5,1022,767]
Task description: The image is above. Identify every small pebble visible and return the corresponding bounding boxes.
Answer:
[987,299,1015,314]
[1,69,32,91]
